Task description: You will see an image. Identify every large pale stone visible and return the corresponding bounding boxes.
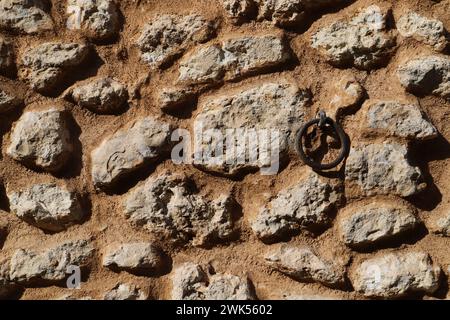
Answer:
[338,202,419,248]
[103,283,148,300]
[397,12,448,52]
[193,81,310,176]
[0,0,53,34]
[8,240,94,285]
[252,173,343,242]
[8,183,84,232]
[91,117,172,189]
[265,244,346,288]
[137,14,215,68]
[311,5,396,70]
[66,0,120,41]
[7,109,73,172]
[179,34,291,84]
[360,100,437,140]
[345,143,425,197]
[397,55,450,100]
[124,173,235,247]
[171,263,255,300]
[430,211,450,237]
[20,42,90,95]
[352,252,441,298]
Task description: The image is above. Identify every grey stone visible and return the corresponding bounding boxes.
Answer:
[193,81,310,176]
[0,37,14,75]
[179,34,291,84]
[222,0,256,24]
[171,263,255,300]
[124,173,235,247]
[397,12,448,52]
[252,173,343,242]
[0,89,22,114]
[430,211,450,237]
[345,143,425,197]
[8,183,84,232]
[20,42,90,95]
[352,252,441,298]
[338,202,419,248]
[0,0,53,34]
[397,55,450,100]
[7,109,73,173]
[311,5,396,70]
[103,283,148,300]
[69,77,128,114]
[265,244,346,288]
[137,14,215,68]
[66,0,120,41]
[91,117,172,188]
[158,86,196,111]
[361,100,437,140]
[103,243,166,275]
[8,240,94,285]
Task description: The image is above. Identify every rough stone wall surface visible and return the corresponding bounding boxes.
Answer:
[0,0,449,300]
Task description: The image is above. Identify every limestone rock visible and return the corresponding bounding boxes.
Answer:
[137,14,215,68]
[0,37,14,75]
[158,86,196,111]
[91,117,172,189]
[397,12,448,52]
[104,283,148,300]
[179,34,291,84]
[311,5,396,70]
[0,0,53,34]
[352,252,441,298]
[8,240,94,285]
[69,77,128,114]
[329,76,366,116]
[0,89,22,114]
[171,263,255,300]
[193,81,310,176]
[103,243,167,275]
[397,55,450,100]
[345,143,425,197]
[266,244,346,288]
[338,202,419,248]
[222,0,256,24]
[8,183,84,232]
[20,42,90,95]
[252,173,343,242]
[7,109,73,172]
[430,211,450,237]
[66,0,121,41]
[124,173,235,247]
[360,100,437,140]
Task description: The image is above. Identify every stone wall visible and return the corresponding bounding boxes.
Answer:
[0,0,449,300]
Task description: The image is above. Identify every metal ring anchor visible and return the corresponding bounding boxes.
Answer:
[295,111,350,171]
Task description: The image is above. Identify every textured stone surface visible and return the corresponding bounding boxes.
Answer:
[91,117,172,188]
[7,109,73,172]
[171,263,255,300]
[360,100,437,140]
[397,55,450,99]
[430,211,450,237]
[124,173,235,247]
[0,37,14,75]
[345,143,425,197]
[0,89,22,113]
[252,173,343,242]
[311,5,396,70]
[68,77,128,114]
[158,86,196,111]
[193,81,310,176]
[0,0,53,34]
[329,76,366,116]
[397,12,448,52]
[222,0,256,24]
[265,244,346,288]
[338,202,419,248]
[20,42,90,94]
[66,0,121,41]
[8,183,84,232]
[179,34,291,84]
[103,243,166,275]
[352,252,441,298]
[138,14,215,68]
[103,283,148,300]
[7,240,94,285]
